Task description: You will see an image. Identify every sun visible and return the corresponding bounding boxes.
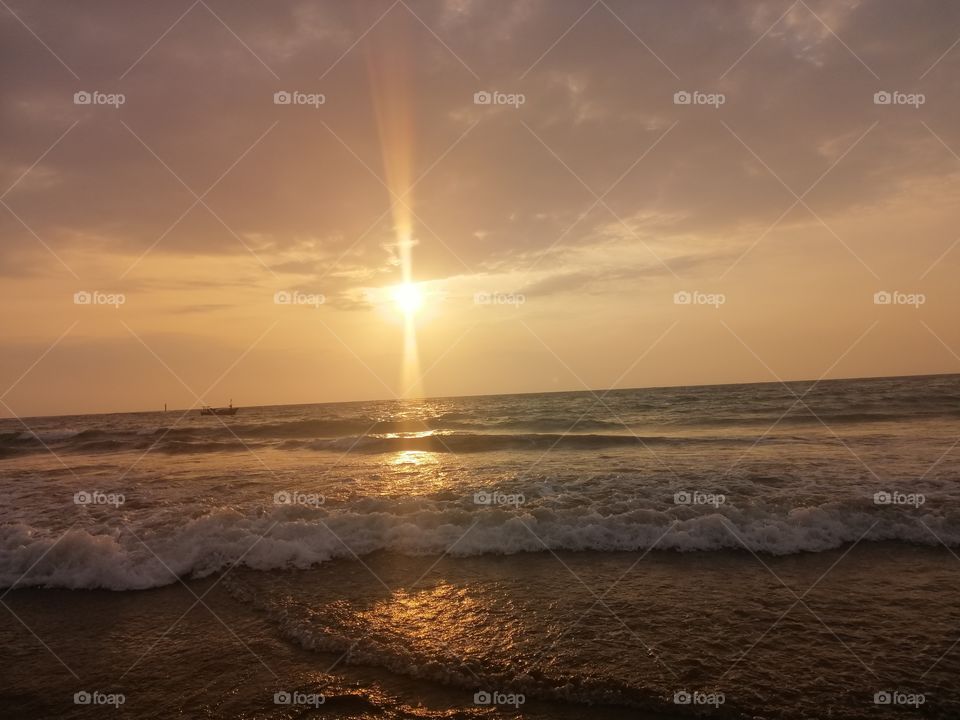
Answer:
[392,283,423,315]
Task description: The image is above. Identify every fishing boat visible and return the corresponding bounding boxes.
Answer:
[200,400,238,416]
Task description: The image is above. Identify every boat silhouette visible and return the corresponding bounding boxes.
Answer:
[200,400,238,416]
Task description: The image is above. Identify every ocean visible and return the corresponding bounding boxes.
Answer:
[1,374,959,718]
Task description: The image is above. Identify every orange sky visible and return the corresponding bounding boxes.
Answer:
[2,0,960,417]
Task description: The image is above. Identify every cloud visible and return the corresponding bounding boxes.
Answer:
[0,0,957,281]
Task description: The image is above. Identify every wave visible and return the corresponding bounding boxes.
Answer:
[300,432,790,453]
[225,575,696,715]
[2,503,957,591]
[0,426,818,457]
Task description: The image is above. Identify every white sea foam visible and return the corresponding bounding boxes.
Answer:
[1,503,955,590]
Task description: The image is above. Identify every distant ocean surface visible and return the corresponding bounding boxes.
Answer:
[2,375,959,718]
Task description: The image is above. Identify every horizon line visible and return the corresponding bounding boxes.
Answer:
[4,369,957,422]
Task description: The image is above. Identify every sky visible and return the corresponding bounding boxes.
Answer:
[2,0,960,417]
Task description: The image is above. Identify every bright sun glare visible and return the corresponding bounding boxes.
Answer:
[392,283,423,315]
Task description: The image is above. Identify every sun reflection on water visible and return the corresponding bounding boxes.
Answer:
[389,449,438,467]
